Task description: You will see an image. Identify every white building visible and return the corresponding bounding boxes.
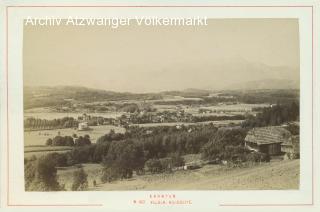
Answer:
[78,122,89,131]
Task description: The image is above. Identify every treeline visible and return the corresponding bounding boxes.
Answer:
[46,134,92,146]
[242,102,299,128]
[192,115,245,122]
[24,117,78,130]
[226,89,299,105]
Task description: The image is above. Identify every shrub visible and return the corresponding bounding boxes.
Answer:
[246,152,270,163]
[169,153,185,167]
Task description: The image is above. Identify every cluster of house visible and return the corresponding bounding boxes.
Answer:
[244,125,300,159]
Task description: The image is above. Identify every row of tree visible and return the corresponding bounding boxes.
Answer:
[24,117,78,130]
[46,135,91,146]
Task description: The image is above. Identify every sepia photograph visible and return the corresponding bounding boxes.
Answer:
[23,19,300,191]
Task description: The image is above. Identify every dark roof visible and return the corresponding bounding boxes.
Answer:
[245,126,291,145]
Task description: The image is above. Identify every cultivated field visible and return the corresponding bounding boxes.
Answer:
[24,125,125,146]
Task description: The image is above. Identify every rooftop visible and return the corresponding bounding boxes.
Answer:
[245,126,291,145]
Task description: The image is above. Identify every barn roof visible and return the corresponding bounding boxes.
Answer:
[245,126,291,145]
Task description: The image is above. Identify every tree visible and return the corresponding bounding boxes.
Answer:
[64,136,74,146]
[201,128,247,161]
[75,135,91,146]
[24,157,37,189]
[27,155,62,191]
[71,168,88,191]
[46,138,53,146]
[46,152,68,167]
[102,140,145,180]
[52,135,66,146]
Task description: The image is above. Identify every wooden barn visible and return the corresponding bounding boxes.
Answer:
[245,127,292,155]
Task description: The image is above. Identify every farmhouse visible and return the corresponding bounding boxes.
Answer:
[245,126,291,155]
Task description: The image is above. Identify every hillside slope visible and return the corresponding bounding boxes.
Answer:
[92,159,299,190]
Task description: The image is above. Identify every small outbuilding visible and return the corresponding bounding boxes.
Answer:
[245,126,291,155]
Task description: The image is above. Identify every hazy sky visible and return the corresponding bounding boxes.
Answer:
[24,19,299,93]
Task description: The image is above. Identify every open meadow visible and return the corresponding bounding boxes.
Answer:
[24,125,125,146]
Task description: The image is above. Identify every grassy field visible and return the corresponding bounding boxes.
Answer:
[24,125,125,146]
[56,159,299,191]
